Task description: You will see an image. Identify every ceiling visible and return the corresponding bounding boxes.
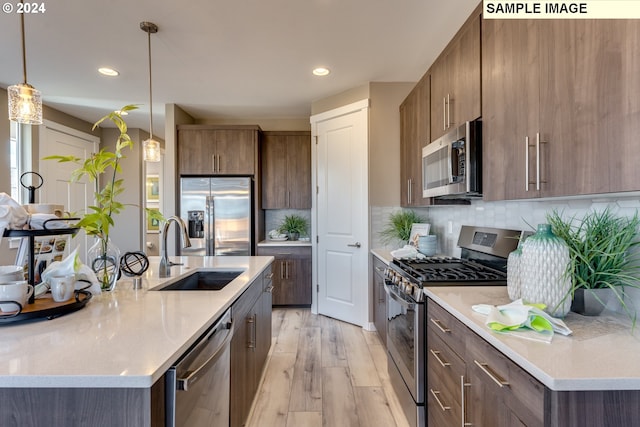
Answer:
[0,0,479,139]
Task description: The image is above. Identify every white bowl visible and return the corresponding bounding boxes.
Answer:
[0,265,24,283]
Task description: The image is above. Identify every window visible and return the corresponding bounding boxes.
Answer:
[9,121,21,203]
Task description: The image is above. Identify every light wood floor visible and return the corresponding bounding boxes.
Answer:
[246,308,410,427]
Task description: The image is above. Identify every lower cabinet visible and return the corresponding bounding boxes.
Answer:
[230,264,273,427]
[372,255,387,346]
[257,246,311,306]
[427,298,640,426]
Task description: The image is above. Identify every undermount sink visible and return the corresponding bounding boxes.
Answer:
[155,270,244,291]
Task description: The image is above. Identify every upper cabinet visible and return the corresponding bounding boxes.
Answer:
[482,19,640,201]
[430,8,481,141]
[400,73,430,207]
[177,125,259,176]
[261,131,311,209]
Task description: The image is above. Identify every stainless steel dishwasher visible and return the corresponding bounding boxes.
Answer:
[166,308,234,427]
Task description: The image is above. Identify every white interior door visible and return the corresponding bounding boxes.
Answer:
[39,123,99,261]
[313,100,369,327]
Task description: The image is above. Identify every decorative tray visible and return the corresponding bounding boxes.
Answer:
[0,290,92,324]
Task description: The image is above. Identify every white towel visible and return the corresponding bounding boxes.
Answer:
[390,245,425,259]
[0,193,29,241]
[472,299,572,343]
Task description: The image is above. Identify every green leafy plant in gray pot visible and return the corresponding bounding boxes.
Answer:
[279,214,308,241]
[547,208,640,322]
[379,210,427,246]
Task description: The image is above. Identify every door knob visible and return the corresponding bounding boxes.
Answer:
[347,242,361,248]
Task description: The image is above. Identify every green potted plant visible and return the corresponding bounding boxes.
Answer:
[45,105,164,290]
[547,208,640,321]
[278,214,308,241]
[379,210,427,246]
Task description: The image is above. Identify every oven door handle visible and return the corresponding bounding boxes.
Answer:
[384,283,415,310]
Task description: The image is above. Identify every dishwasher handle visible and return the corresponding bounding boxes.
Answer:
[175,309,233,391]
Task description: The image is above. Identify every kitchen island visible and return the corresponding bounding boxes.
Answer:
[0,255,274,427]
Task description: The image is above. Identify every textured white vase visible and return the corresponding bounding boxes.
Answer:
[506,246,522,301]
[520,224,572,317]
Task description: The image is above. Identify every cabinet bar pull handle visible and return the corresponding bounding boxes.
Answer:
[375,266,385,273]
[443,97,447,130]
[524,136,529,192]
[430,318,451,333]
[285,261,289,279]
[474,360,509,388]
[280,261,285,280]
[430,389,450,412]
[430,349,451,368]
[266,272,274,279]
[407,178,411,205]
[265,286,274,293]
[247,315,256,349]
[536,132,541,191]
[461,376,472,427]
[447,93,451,128]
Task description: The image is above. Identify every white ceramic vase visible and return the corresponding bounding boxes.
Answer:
[520,224,572,317]
[506,245,522,301]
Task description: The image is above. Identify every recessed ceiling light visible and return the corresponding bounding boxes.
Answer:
[313,67,330,76]
[98,67,120,77]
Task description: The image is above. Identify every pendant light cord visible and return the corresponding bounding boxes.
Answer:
[147,28,153,140]
[20,0,27,84]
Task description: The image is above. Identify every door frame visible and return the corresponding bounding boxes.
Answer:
[310,99,371,328]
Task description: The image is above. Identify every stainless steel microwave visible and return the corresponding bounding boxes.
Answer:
[422,120,482,198]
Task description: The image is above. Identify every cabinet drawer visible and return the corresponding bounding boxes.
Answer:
[372,255,387,277]
[466,330,545,426]
[427,299,467,358]
[233,279,262,321]
[427,328,465,426]
[257,245,311,258]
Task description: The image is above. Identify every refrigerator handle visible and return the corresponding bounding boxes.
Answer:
[206,196,215,256]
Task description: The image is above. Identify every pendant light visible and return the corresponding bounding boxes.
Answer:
[8,0,42,125]
[141,21,161,162]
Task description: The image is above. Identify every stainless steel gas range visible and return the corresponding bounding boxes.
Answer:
[383,225,526,427]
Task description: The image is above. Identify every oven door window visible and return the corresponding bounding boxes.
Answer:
[387,291,416,379]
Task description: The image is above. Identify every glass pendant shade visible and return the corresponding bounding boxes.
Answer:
[143,138,161,162]
[8,83,42,125]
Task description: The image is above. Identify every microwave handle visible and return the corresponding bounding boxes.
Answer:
[447,143,455,185]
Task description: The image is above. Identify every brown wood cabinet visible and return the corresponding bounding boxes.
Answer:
[230,265,273,427]
[177,125,259,176]
[372,255,387,346]
[257,245,311,306]
[399,73,430,207]
[482,19,640,201]
[427,298,640,426]
[429,7,481,141]
[261,131,312,209]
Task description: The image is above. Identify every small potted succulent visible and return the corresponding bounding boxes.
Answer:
[278,214,308,241]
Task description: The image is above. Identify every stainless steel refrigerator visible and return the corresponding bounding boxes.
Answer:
[180,177,253,256]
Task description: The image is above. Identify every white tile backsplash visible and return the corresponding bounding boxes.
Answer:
[370,192,640,318]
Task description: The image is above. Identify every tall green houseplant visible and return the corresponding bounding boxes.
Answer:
[45,105,163,289]
[547,208,640,321]
[380,210,426,245]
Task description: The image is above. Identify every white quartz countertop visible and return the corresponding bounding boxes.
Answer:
[370,249,393,264]
[0,256,273,389]
[257,239,311,247]
[425,286,640,391]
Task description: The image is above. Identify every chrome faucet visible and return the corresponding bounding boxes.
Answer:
[159,216,192,278]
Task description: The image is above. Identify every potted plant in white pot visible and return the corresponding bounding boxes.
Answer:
[547,208,640,320]
[45,105,164,290]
